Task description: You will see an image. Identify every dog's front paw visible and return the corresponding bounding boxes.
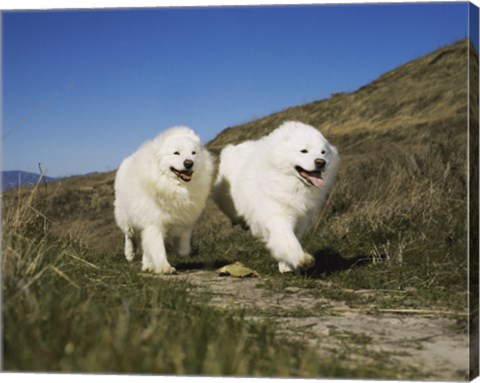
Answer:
[141,262,154,273]
[279,253,315,274]
[154,264,177,275]
[298,252,315,270]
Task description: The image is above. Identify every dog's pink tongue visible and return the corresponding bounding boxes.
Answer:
[309,175,325,187]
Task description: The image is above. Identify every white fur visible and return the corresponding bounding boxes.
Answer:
[114,126,214,274]
[213,121,339,273]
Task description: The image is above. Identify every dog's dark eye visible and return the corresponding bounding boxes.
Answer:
[300,149,308,153]
[174,151,180,155]
[192,151,196,155]
[321,150,326,155]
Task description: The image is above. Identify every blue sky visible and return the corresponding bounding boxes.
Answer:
[2,2,473,177]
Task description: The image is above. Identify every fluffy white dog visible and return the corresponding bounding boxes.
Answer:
[213,121,339,273]
[114,126,213,274]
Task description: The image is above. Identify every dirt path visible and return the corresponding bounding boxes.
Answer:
[149,270,469,380]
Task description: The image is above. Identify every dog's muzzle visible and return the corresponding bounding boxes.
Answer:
[295,163,325,187]
[171,167,193,182]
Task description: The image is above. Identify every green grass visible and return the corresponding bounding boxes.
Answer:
[3,205,409,378]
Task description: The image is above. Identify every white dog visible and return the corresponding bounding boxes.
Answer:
[114,126,213,274]
[213,121,339,273]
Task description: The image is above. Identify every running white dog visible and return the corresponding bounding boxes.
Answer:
[213,121,339,273]
[114,126,213,274]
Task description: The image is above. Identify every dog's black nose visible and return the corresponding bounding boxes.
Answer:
[184,159,194,169]
[315,158,326,169]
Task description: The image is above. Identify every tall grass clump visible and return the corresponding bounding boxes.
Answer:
[322,145,465,252]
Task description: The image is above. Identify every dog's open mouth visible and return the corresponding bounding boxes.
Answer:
[295,166,324,187]
[170,167,193,182]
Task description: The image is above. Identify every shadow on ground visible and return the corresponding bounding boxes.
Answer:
[304,247,371,277]
[175,259,231,271]
[174,248,371,277]
[171,247,372,276]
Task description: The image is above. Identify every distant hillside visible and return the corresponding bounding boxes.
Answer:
[2,171,56,191]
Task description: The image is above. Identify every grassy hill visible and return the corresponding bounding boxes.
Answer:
[2,39,477,378]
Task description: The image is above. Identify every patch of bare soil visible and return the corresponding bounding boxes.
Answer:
[150,270,468,381]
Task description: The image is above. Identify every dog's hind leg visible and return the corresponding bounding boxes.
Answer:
[176,226,192,257]
[212,176,243,225]
[124,227,136,262]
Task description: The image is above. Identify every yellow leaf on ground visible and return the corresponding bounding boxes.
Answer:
[217,262,259,278]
